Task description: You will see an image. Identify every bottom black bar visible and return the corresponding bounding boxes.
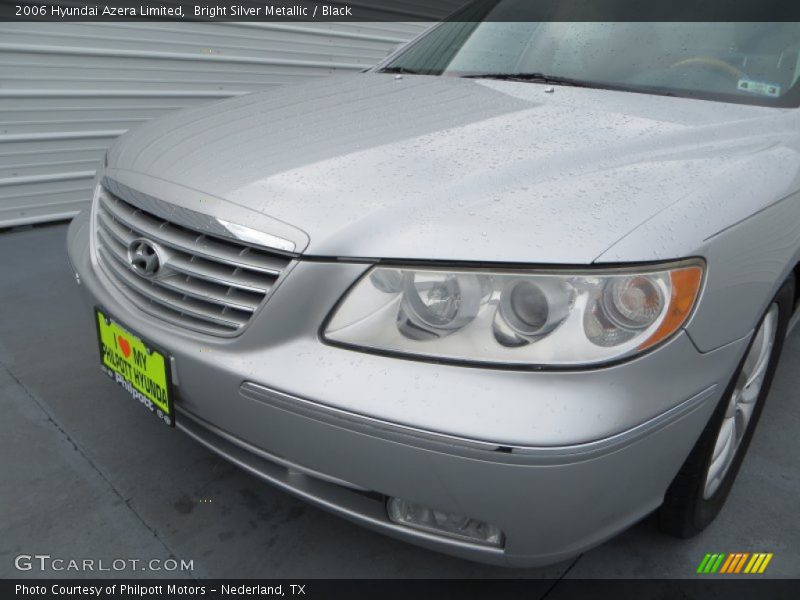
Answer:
[3,579,800,600]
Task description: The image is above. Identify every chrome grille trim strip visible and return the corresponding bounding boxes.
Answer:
[102,176,298,254]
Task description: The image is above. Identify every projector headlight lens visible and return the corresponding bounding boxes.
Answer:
[397,272,483,339]
[324,261,703,367]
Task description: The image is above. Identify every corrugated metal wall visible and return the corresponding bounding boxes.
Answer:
[0,21,436,227]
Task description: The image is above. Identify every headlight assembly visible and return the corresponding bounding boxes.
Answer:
[323,261,704,367]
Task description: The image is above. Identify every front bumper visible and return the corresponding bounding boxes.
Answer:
[67,210,748,566]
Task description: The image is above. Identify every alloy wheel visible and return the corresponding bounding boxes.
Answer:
[703,303,779,499]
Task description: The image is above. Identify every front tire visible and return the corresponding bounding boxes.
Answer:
[658,278,793,538]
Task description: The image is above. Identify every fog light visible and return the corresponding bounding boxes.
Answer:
[386,497,504,547]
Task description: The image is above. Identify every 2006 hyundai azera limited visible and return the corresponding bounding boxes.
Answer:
[67,17,800,566]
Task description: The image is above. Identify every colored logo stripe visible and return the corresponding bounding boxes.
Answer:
[697,552,773,574]
[720,553,748,573]
[745,553,774,574]
[697,553,713,573]
[734,553,750,573]
[697,553,726,573]
[720,553,736,573]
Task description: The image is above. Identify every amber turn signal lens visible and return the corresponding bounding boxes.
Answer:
[639,266,703,351]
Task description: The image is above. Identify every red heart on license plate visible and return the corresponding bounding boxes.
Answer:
[118,335,131,358]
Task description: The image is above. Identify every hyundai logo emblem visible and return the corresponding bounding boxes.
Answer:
[127,238,162,277]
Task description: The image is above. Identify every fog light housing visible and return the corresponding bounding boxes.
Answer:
[386,497,504,547]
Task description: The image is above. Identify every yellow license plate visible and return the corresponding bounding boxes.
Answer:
[95,307,174,427]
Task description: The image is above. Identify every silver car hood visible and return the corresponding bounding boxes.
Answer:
[108,73,800,263]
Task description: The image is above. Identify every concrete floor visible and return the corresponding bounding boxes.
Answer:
[1,223,798,580]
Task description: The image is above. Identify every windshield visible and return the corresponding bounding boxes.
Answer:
[382,19,800,107]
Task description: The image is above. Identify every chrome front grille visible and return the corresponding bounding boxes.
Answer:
[94,187,292,335]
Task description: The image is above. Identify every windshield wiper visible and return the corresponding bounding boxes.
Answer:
[461,72,594,88]
[379,66,426,75]
[379,68,596,88]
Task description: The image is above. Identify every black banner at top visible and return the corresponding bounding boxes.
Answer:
[3,0,800,22]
